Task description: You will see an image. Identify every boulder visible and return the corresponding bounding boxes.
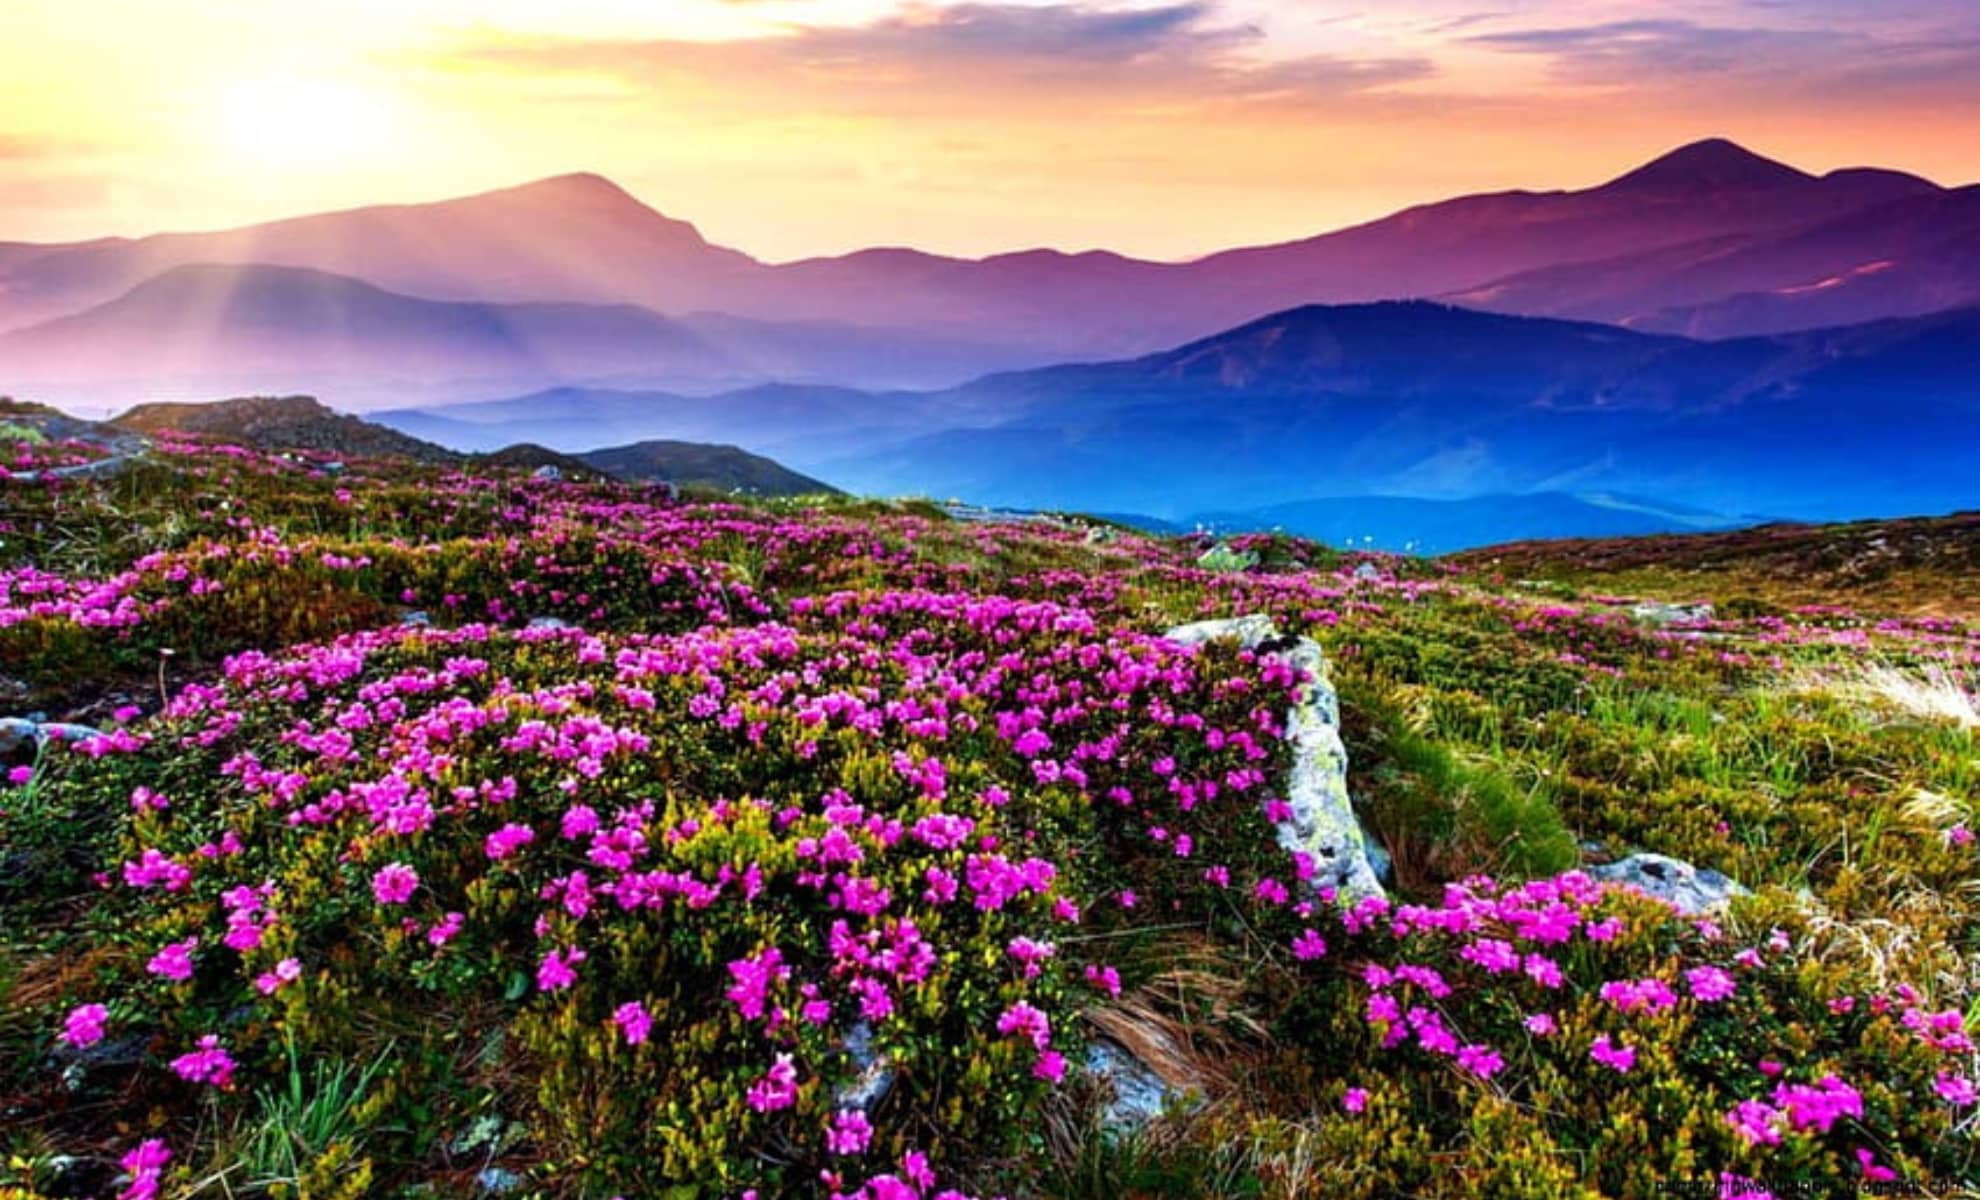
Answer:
[0,717,105,755]
[1162,615,1383,904]
[1629,601,1714,626]
[1588,852,1747,915]
[1084,1039,1198,1132]
[833,1021,894,1113]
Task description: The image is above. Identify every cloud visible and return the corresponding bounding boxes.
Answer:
[451,2,1434,118]
[1466,15,1980,103]
[1469,18,1851,77]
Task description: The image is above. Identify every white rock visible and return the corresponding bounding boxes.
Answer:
[1588,852,1747,916]
[1162,616,1383,904]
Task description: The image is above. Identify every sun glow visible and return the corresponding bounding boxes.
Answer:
[207,77,398,170]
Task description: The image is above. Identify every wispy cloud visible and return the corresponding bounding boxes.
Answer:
[1466,14,1980,102]
[453,2,1434,118]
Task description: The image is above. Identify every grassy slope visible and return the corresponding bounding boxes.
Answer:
[1,437,1975,1198]
[1453,510,1980,619]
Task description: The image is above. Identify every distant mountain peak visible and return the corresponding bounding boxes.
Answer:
[465,172,721,251]
[509,171,637,202]
[1602,138,1815,193]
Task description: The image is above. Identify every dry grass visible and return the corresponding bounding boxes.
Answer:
[1798,662,1979,729]
[1082,965,1264,1103]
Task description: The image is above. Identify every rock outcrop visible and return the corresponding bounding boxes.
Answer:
[1588,852,1747,915]
[1163,615,1384,904]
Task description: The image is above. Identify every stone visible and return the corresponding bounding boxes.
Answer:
[475,1167,524,1196]
[1194,542,1259,573]
[525,616,570,630]
[1084,1040,1197,1132]
[1162,615,1383,904]
[1588,852,1748,916]
[1629,601,1714,626]
[833,1021,894,1113]
[0,717,105,755]
[532,465,562,482]
[1353,562,1382,582]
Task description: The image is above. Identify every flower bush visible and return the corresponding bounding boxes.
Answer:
[1,432,1974,1198]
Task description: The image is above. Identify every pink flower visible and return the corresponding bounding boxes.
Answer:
[371,862,418,905]
[1292,929,1328,960]
[1034,1049,1067,1083]
[1524,1012,1557,1037]
[1855,1149,1898,1183]
[1083,964,1123,996]
[1771,1075,1862,1133]
[61,1003,109,1047]
[1456,1044,1505,1078]
[1932,1072,1975,1108]
[747,1054,799,1112]
[1725,1099,1784,1147]
[726,947,790,1021]
[1523,954,1564,989]
[613,1001,652,1045]
[146,937,197,982]
[169,1035,236,1088]
[1685,966,1737,1003]
[1948,824,1974,847]
[1589,1034,1636,1073]
[254,958,302,995]
[1342,1087,1369,1113]
[1460,938,1520,974]
[118,1139,171,1200]
[484,823,536,860]
[826,1108,873,1156]
[996,1001,1051,1050]
[427,911,465,947]
[536,945,586,992]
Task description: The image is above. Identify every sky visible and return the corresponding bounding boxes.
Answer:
[1,0,1976,261]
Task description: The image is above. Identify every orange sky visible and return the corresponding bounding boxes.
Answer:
[2,1,1975,261]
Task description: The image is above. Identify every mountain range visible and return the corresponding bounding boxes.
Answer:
[377,299,1980,526]
[3,138,1977,406]
[97,395,832,497]
[4,135,1977,544]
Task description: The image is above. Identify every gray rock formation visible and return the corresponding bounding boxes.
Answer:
[0,717,105,755]
[1588,852,1748,915]
[1629,601,1715,626]
[1162,615,1384,904]
[1084,1040,1198,1132]
[833,1021,894,1113]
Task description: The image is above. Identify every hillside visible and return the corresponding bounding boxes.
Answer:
[1,430,1974,1198]
[469,442,612,482]
[1195,491,1755,555]
[382,299,1980,529]
[819,301,1980,521]
[1455,509,1980,617]
[578,438,840,496]
[112,394,461,463]
[101,396,836,497]
[1451,184,1980,337]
